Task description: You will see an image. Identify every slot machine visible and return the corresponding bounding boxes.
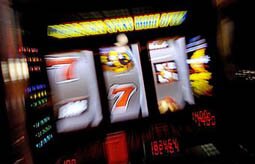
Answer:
[14,0,222,163]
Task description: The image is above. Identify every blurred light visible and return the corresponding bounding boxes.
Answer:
[18,47,38,54]
[1,58,29,82]
[148,40,169,50]
[115,33,128,46]
[186,43,207,53]
[63,159,77,164]
[21,58,29,79]
[48,11,187,38]
[192,109,216,127]
[1,61,10,82]
[104,131,128,164]
[235,69,255,81]
[8,59,17,81]
[186,56,210,64]
[134,14,160,30]
[150,138,180,156]
[58,99,88,119]
[15,58,23,80]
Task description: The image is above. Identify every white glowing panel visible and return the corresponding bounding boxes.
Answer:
[45,51,102,133]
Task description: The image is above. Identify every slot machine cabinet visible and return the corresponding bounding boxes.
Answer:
[14,0,223,163]
[23,47,56,164]
[45,50,105,164]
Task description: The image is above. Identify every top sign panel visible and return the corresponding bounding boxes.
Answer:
[48,11,187,39]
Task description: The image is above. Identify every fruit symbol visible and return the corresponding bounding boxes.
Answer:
[190,49,207,73]
[158,96,179,114]
[159,70,175,82]
[101,50,134,73]
[189,48,213,96]
[190,79,213,96]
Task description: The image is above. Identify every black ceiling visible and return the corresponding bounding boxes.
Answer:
[12,0,191,24]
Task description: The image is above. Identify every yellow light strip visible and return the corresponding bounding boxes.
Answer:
[48,11,187,39]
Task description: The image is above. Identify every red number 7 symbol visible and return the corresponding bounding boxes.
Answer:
[46,58,77,82]
[108,83,137,113]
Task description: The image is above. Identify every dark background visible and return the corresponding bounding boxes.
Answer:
[7,0,255,163]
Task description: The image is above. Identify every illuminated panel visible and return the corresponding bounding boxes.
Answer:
[104,17,134,33]
[104,131,128,164]
[35,134,53,149]
[58,99,88,119]
[45,51,102,133]
[186,36,213,97]
[25,83,54,150]
[151,138,180,156]
[192,109,216,127]
[148,38,194,114]
[23,47,55,153]
[26,84,48,108]
[159,11,187,27]
[144,137,180,162]
[48,11,187,38]
[25,49,44,73]
[18,47,38,54]
[99,45,149,123]
[134,14,160,30]
[35,125,52,138]
[33,116,50,128]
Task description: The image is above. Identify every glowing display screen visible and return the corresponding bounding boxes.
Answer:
[48,11,187,38]
[144,137,180,161]
[192,109,216,127]
[150,138,180,156]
